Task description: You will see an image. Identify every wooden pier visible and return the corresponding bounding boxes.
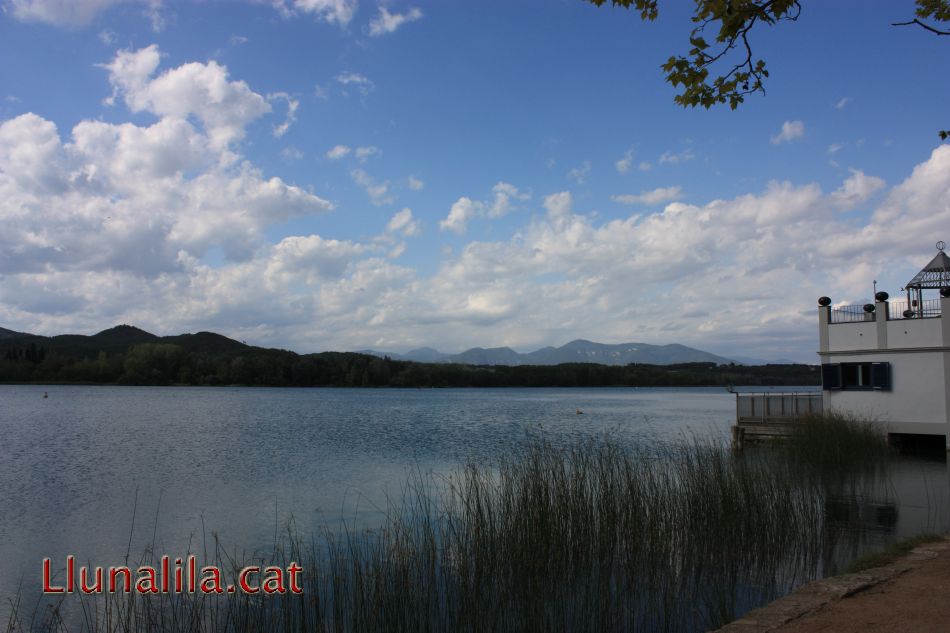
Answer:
[731,392,823,447]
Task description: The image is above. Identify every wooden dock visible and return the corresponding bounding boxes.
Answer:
[732,392,823,447]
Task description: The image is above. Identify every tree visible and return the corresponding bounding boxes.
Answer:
[587,0,949,138]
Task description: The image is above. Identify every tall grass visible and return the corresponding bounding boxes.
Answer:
[783,410,892,471]
[7,431,896,633]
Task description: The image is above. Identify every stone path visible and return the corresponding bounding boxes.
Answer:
[715,536,950,632]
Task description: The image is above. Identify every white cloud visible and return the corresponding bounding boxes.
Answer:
[351,168,393,205]
[407,175,424,190]
[616,150,651,174]
[615,149,634,174]
[612,186,683,206]
[567,160,591,184]
[827,142,845,154]
[282,147,304,160]
[325,144,351,159]
[335,71,374,96]
[437,182,529,233]
[830,169,885,209]
[368,6,423,36]
[267,92,299,138]
[835,97,850,110]
[386,208,420,237]
[543,191,572,220]
[355,145,380,162]
[274,0,357,26]
[440,197,482,234]
[488,181,529,218]
[5,0,160,27]
[771,120,805,145]
[102,45,271,151]
[0,48,333,280]
[658,148,695,165]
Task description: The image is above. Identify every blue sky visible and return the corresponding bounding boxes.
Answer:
[1,0,948,362]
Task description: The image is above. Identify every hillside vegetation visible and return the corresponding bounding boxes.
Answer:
[0,325,818,388]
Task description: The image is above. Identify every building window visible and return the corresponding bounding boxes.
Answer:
[822,362,890,391]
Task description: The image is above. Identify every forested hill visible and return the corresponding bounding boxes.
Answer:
[0,324,819,388]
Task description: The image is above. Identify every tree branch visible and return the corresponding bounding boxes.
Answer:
[892,18,950,35]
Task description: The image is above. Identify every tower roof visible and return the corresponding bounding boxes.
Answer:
[905,244,950,290]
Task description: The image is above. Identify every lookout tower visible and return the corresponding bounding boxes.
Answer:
[817,242,950,449]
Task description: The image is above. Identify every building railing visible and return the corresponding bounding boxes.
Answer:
[887,299,942,320]
[830,300,943,324]
[736,392,822,422]
[830,304,874,324]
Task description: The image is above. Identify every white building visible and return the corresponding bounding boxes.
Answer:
[818,243,950,448]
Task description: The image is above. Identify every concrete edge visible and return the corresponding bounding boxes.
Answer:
[712,536,950,633]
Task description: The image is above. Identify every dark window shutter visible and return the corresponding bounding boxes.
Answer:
[821,363,842,390]
[870,362,891,391]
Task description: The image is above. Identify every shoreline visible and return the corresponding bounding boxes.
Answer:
[716,534,950,632]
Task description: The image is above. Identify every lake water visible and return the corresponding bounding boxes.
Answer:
[1,384,948,625]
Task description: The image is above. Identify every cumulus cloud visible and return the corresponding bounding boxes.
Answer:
[335,71,374,96]
[438,182,529,233]
[543,191,572,220]
[488,182,529,218]
[440,197,482,234]
[615,149,635,174]
[274,0,356,26]
[658,148,695,165]
[407,175,424,190]
[771,120,805,144]
[325,144,351,159]
[368,5,423,36]
[616,150,652,174]
[830,169,885,209]
[0,47,333,283]
[351,168,393,205]
[386,208,420,237]
[102,45,271,151]
[5,0,160,28]
[267,92,299,138]
[566,160,591,184]
[612,186,683,206]
[355,145,380,162]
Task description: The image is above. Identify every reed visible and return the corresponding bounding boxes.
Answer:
[782,410,892,471]
[7,431,901,633]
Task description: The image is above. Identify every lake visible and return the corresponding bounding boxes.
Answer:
[1,384,947,627]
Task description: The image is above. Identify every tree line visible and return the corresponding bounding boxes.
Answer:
[0,341,818,388]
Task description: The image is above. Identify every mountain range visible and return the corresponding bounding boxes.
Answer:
[358,339,739,366]
[3,325,758,366]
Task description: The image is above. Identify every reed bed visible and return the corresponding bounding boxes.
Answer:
[782,411,892,471]
[8,427,898,633]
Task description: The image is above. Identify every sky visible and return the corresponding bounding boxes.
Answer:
[0,0,948,363]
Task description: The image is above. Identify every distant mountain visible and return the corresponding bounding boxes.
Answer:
[2,323,738,367]
[729,355,803,366]
[356,347,450,363]
[359,339,736,366]
[0,324,256,359]
[403,347,448,363]
[446,346,524,365]
[163,331,251,355]
[0,326,32,339]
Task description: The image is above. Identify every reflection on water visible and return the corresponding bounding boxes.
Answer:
[0,384,947,629]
